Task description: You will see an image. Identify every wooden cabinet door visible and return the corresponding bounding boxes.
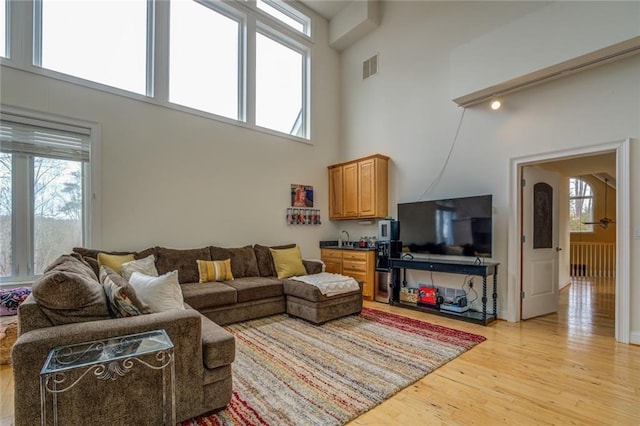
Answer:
[342,251,375,300]
[358,158,376,217]
[323,260,342,274]
[321,249,343,274]
[328,154,389,221]
[328,167,344,219]
[343,163,358,217]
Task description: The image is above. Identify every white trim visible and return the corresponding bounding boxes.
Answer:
[630,331,640,346]
[508,139,631,343]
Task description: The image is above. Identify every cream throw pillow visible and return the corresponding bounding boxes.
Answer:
[270,246,307,279]
[121,255,158,281]
[128,270,185,313]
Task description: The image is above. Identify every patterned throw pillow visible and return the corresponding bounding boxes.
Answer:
[197,259,234,283]
[0,287,31,316]
[120,255,158,281]
[100,267,144,318]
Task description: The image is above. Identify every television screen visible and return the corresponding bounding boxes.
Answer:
[398,195,492,258]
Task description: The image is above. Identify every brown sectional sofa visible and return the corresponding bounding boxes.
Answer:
[13,243,336,426]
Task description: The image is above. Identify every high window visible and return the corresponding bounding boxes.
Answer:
[256,0,311,35]
[0,109,96,283]
[169,0,241,119]
[10,0,312,140]
[36,0,149,95]
[569,177,594,232]
[256,31,305,136]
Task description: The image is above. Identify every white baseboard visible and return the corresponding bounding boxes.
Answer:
[630,331,640,345]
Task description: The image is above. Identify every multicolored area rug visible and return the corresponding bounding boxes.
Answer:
[182,308,485,426]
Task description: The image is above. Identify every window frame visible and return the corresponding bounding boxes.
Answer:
[569,177,594,233]
[0,105,101,286]
[254,23,310,137]
[0,0,313,142]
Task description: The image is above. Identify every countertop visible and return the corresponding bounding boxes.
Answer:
[319,241,377,251]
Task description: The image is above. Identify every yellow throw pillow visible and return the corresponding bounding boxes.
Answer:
[270,246,307,279]
[97,253,135,276]
[197,259,234,283]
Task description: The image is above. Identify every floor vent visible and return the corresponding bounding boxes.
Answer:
[363,54,378,80]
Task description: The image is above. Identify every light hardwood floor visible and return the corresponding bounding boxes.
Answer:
[1,278,638,425]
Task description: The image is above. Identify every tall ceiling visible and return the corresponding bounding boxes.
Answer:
[299,0,352,19]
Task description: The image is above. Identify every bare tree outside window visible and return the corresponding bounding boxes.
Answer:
[0,153,12,277]
[569,177,594,233]
[0,154,83,278]
[33,158,83,274]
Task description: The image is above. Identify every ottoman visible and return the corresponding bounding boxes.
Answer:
[283,279,363,324]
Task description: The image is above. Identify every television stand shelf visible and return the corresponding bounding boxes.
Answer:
[388,258,498,326]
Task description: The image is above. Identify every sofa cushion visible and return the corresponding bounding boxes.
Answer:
[32,254,111,325]
[197,259,233,282]
[254,243,296,277]
[129,271,185,313]
[270,246,306,279]
[209,246,260,279]
[121,255,158,281]
[180,282,237,310]
[283,278,362,302]
[99,266,152,316]
[73,247,156,276]
[200,314,236,369]
[155,247,211,284]
[222,277,283,303]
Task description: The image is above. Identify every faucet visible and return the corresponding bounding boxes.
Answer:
[340,230,350,247]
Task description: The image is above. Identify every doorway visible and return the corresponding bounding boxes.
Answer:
[508,139,631,343]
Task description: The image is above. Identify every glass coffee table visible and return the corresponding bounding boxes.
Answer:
[40,329,175,426]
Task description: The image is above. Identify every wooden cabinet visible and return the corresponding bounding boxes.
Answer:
[320,249,343,274]
[320,249,375,300]
[328,154,388,220]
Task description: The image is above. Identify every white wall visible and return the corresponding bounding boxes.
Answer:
[0,9,341,260]
[339,1,640,336]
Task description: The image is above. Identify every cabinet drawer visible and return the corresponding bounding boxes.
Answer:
[343,270,366,285]
[321,249,343,261]
[342,261,367,273]
[342,251,369,262]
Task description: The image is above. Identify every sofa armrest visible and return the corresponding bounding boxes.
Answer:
[12,309,203,426]
[303,259,324,275]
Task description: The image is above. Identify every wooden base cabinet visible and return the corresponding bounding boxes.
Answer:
[320,249,375,300]
[328,154,389,220]
[320,249,343,274]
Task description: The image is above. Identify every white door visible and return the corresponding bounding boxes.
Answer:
[522,165,561,319]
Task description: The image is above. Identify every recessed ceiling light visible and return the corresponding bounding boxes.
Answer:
[490,99,502,110]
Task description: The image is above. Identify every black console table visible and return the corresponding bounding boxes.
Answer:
[389,258,499,325]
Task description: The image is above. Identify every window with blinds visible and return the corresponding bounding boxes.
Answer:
[0,111,94,282]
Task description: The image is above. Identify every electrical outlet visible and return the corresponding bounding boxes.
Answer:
[469,279,474,288]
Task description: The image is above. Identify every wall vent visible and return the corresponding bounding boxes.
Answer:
[362,54,379,79]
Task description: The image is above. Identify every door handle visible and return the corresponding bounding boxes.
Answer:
[556,247,562,252]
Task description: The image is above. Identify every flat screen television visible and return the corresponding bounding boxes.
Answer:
[397,194,493,258]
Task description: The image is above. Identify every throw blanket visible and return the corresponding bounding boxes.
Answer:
[291,272,360,297]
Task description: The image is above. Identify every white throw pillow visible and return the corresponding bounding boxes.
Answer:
[128,270,185,313]
[120,255,159,281]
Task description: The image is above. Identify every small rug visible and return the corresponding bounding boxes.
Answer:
[182,308,485,426]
